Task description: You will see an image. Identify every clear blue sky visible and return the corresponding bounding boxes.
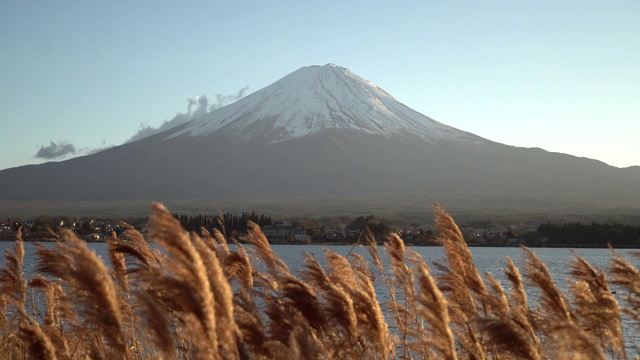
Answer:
[1,1,639,170]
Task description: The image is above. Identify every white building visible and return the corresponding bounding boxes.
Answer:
[262,221,310,242]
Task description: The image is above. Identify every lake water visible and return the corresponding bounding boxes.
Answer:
[2,242,638,355]
[3,242,627,297]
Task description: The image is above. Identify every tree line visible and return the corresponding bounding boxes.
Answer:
[173,212,273,237]
[537,222,640,247]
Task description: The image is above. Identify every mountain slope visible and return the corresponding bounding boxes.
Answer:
[0,64,639,217]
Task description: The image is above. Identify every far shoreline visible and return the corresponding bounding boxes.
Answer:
[2,238,639,250]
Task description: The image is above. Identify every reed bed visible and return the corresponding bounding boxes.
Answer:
[1,203,638,359]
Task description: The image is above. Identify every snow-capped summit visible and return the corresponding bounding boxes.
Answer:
[168,64,484,144]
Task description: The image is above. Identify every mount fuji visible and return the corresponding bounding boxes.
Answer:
[1,64,639,217]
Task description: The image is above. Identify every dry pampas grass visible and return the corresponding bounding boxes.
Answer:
[1,202,640,359]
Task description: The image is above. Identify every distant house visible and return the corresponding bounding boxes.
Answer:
[262,221,310,243]
[87,233,102,242]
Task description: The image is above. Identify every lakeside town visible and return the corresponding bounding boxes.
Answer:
[2,212,640,248]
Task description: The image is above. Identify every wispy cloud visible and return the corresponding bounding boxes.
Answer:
[211,85,250,110]
[80,141,114,156]
[127,86,249,142]
[34,140,113,160]
[35,140,76,159]
[34,87,250,161]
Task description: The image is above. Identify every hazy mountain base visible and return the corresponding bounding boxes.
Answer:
[2,191,640,226]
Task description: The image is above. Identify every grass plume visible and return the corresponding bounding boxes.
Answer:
[1,203,638,359]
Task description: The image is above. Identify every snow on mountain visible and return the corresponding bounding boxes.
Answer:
[167,64,485,144]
